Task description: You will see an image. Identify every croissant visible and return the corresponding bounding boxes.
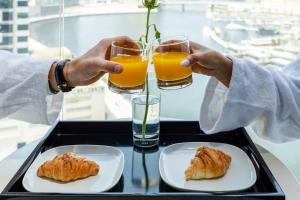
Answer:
[185,146,231,180]
[37,152,100,182]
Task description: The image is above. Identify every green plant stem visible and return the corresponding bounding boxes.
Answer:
[145,8,151,43]
[141,7,151,139]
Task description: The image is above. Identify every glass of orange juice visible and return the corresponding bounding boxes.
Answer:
[108,41,149,94]
[152,36,192,89]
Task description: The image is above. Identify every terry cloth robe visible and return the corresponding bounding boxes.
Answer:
[200,54,300,143]
[0,50,63,124]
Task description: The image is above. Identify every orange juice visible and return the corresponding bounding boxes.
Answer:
[109,56,148,88]
[153,52,192,81]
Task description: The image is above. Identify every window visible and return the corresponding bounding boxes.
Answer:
[0,0,300,186]
[17,36,28,42]
[17,48,28,53]
[0,0,13,9]
[17,1,28,7]
[0,24,13,32]
[17,13,28,19]
[0,36,12,45]
[17,24,28,30]
[2,12,13,21]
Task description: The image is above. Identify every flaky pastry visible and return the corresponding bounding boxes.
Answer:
[185,146,231,180]
[37,152,100,182]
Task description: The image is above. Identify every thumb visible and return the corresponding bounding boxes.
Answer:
[89,58,123,74]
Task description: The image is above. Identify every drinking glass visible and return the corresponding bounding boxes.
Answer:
[108,41,149,94]
[132,94,160,148]
[152,35,192,89]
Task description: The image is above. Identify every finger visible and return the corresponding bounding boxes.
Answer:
[100,36,135,48]
[106,36,140,59]
[89,58,123,74]
[154,40,189,53]
[112,36,140,49]
[189,41,210,53]
[105,45,112,60]
[180,52,205,67]
[160,40,177,44]
[113,36,136,43]
[192,64,217,76]
[89,36,137,60]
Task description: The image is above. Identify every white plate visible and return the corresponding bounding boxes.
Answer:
[23,145,124,193]
[159,142,257,192]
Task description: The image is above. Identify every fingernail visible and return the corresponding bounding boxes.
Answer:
[114,64,123,73]
[180,59,190,67]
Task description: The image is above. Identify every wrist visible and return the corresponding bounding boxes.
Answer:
[63,61,73,87]
[55,59,74,92]
[48,62,60,93]
[215,55,233,87]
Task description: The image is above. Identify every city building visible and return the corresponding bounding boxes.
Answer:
[0,0,29,54]
[34,0,79,15]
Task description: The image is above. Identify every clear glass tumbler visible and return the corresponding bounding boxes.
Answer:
[132,94,160,148]
[108,40,149,94]
[152,35,192,90]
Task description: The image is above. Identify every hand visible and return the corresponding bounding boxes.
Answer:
[181,41,233,87]
[49,36,136,90]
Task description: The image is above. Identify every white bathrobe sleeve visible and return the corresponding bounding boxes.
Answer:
[200,54,300,143]
[0,50,63,125]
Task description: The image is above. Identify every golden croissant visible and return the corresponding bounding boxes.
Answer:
[185,146,231,180]
[37,152,100,182]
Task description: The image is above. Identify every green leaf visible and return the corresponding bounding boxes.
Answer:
[152,24,161,40]
[155,30,161,40]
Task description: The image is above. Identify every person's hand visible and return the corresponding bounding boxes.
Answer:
[49,36,136,90]
[180,41,233,87]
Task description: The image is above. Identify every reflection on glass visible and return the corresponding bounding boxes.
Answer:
[131,147,160,190]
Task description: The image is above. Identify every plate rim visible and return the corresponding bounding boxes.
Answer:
[22,144,125,193]
[159,142,257,192]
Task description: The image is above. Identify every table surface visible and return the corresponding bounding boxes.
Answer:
[1,136,300,199]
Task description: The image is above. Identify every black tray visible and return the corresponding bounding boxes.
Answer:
[1,121,284,200]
